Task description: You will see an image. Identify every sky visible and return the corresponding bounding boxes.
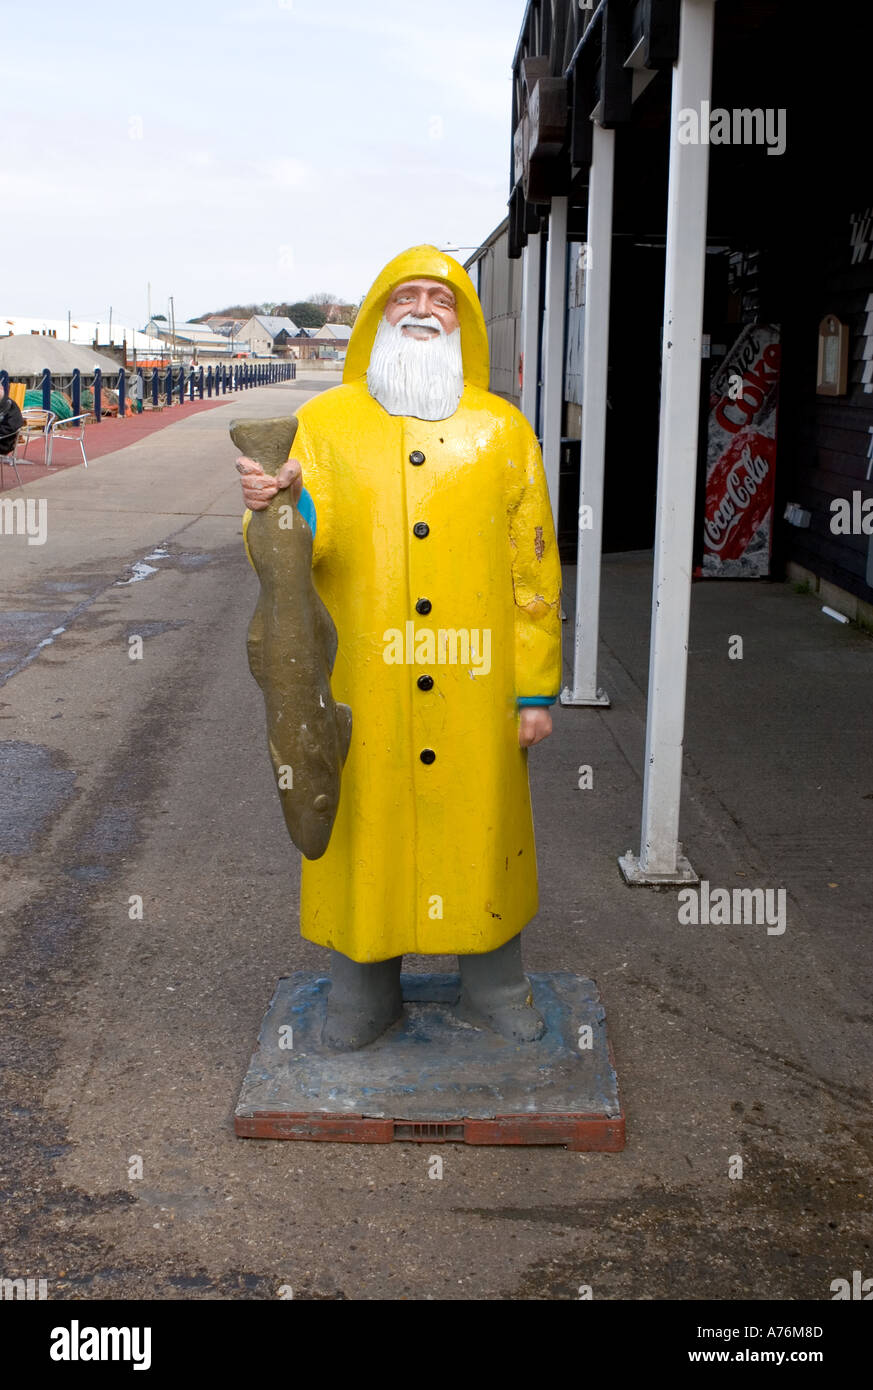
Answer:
[1,0,519,327]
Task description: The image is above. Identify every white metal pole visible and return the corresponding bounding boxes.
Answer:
[619,0,714,885]
[541,195,568,520]
[520,231,542,429]
[561,122,615,708]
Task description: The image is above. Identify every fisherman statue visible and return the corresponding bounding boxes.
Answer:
[235,246,562,1051]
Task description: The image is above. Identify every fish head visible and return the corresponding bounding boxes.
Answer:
[271,696,351,860]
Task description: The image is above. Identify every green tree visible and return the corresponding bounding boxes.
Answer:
[283,301,327,328]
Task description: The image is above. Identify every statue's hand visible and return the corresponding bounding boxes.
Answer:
[518,707,553,748]
[236,455,303,510]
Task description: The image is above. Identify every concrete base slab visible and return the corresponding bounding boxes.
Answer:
[234,971,625,1151]
[618,847,699,885]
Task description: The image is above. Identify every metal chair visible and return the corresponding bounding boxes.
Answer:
[0,427,25,488]
[19,407,56,465]
[46,413,89,468]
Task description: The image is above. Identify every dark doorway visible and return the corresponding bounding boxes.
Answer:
[602,237,665,552]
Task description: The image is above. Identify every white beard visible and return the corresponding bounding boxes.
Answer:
[366,314,464,421]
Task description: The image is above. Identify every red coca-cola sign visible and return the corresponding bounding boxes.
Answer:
[702,325,781,577]
[704,432,777,559]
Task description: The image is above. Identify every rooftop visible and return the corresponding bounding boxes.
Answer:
[249,314,300,337]
[1,315,164,355]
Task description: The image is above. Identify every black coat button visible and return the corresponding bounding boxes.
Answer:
[415,598,432,615]
[413,522,429,538]
[417,675,434,691]
[409,450,425,465]
[420,749,436,764]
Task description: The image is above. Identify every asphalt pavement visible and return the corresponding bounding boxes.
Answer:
[0,372,870,1300]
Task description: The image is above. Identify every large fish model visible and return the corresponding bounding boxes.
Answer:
[231,416,352,860]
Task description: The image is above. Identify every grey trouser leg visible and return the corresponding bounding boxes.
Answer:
[458,933,530,1007]
[457,933,544,1042]
[322,950,403,1050]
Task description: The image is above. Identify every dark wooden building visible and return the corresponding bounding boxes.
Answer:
[479,0,872,621]
[468,0,871,884]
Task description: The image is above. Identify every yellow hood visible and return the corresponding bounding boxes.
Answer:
[342,244,489,390]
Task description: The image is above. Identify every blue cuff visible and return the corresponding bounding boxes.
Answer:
[297,486,316,536]
[517,696,558,707]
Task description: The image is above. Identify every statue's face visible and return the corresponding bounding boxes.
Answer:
[367,275,464,421]
[384,279,459,340]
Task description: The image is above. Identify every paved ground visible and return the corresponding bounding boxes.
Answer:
[1,396,229,491]
[0,372,870,1300]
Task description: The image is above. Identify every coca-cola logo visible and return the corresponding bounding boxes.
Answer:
[723,331,761,379]
[714,341,781,434]
[704,326,780,573]
[705,440,771,552]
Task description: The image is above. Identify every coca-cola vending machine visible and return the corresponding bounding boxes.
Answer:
[697,323,781,578]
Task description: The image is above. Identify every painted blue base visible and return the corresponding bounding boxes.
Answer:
[235,971,622,1126]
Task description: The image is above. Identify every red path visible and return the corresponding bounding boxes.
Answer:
[1,396,227,492]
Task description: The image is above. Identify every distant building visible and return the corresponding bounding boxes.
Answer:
[0,315,164,363]
[464,219,520,409]
[144,318,248,360]
[291,326,321,361]
[201,315,247,339]
[313,322,352,360]
[237,314,299,358]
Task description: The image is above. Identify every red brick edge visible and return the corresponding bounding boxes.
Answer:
[235,1110,625,1151]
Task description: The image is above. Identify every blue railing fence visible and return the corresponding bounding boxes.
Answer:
[0,359,296,422]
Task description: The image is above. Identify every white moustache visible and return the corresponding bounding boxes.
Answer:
[397,313,444,336]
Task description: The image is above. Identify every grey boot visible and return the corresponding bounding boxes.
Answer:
[322,950,403,1050]
[456,933,544,1043]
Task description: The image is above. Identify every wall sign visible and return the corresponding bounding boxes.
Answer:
[816,314,849,395]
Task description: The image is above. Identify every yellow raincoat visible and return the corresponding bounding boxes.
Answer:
[245,246,562,961]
